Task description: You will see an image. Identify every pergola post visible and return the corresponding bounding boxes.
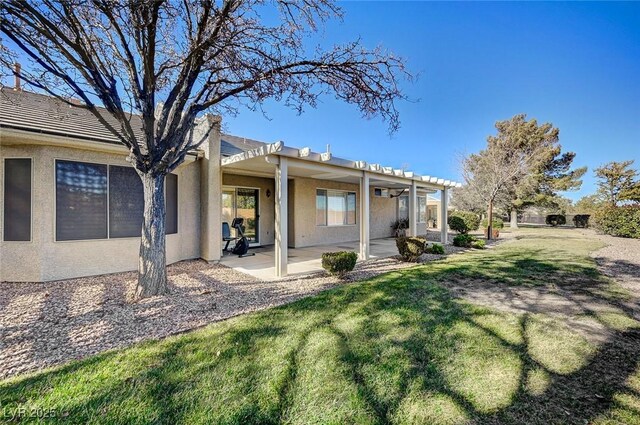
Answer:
[359,171,370,260]
[275,157,288,277]
[440,188,448,244]
[409,181,417,237]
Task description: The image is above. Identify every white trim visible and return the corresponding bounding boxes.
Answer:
[359,171,370,260]
[2,157,34,243]
[275,157,288,277]
[221,141,283,166]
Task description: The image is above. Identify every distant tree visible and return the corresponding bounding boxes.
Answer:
[1,0,409,298]
[573,194,604,215]
[595,160,639,206]
[460,114,583,238]
[492,115,586,228]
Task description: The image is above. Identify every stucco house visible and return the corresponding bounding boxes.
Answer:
[0,88,459,282]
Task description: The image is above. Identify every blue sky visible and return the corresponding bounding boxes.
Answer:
[224,1,640,201]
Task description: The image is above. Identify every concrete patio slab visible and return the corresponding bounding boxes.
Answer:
[220,238,399,280]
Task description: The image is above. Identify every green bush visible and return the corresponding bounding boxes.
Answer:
[572,214,590,228]
[545,214,566,227]
[321,251,358,276]
[453,234,474,248]
[447,211,480,234]
[470,239,486,249]
[593,206,640,238]
[427,243,445,255]
[453,234,485,249]
[395,237,428,261]
[481,217,504,229]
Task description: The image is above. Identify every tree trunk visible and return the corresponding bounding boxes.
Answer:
[510,210,519,229]
[136,172,168,299]
[487,200,493,241]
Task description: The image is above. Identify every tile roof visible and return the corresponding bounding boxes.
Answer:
[0,88,142,144]
[0,88,266,156]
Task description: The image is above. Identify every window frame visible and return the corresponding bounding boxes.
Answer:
[53,158,179,242]
[315,188,357,227]
[3,157,34,243]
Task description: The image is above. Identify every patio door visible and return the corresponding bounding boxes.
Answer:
[222,187,260,245]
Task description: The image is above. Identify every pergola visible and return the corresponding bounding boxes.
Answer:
[221,141,461,277]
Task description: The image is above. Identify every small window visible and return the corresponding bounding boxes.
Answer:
[398,195,409,221]
[316,189,356,226]
[166,173,178,234]
[56,160,108,241]
[3,158,32,241]
[418,196,427,223]
[374,188,389,197]
[109,165,144,238]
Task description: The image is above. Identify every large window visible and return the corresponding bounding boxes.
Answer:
[316,189,356,226]
[3,158,32,241]
[55,160,178,241]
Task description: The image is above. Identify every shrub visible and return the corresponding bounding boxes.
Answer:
[428,243,445,255]
[447,211,480,234]
[481,217,504,229]
[453,234,474,248]
[593,206,640,238]
[453,234,486,249]
[470,239,486,249]
[395,237,428,261]
[545,214,566,227]
[321,251,358,276]
[572,214,590,228]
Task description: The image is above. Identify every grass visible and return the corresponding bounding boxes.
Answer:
[1,228,639,424]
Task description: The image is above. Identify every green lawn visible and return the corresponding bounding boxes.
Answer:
[2,228,639,424]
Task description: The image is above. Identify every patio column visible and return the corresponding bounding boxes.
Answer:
[440,188,448,244]
[409,181,417,237]
[275,156,288,277]
[359,171,370,260]
[200,115,222,262]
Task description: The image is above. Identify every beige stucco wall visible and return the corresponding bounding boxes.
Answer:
[0,144,201,282]
[287,178,438,248]
[222,173,276,246]
[287,179,443,246]
[370,189,397,239]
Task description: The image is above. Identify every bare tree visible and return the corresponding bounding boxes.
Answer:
[0,0,410,298]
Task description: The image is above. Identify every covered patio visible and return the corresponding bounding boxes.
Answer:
[220,237,400,280]
[218,141,461,279]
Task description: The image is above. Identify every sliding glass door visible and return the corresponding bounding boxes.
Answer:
[222,187,260,245]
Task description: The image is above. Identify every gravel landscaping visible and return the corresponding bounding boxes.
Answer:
[0,231,513,380]
[0,255,421,380]
[587,229,640,293]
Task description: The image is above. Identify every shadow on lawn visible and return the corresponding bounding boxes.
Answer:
[1,247,639,424]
